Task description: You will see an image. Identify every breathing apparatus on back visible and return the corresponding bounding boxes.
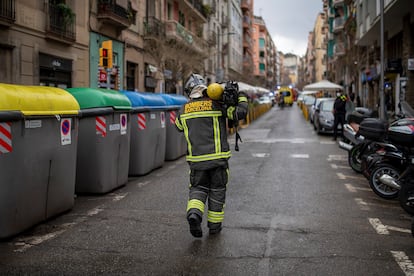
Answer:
[207,80,242,151]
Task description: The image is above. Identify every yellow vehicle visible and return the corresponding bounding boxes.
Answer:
[277,87,294,106]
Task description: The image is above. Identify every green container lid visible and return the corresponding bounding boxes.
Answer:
[66,88,131,110]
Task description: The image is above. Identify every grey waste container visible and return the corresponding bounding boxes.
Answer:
[66,88,132,194]
[122,91,167,175]
[160,94,188,160]
[0,84,79,239]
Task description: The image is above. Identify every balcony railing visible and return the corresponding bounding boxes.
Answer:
[241,0,251,10]
[333,16,345,32]
[165,20,208,55]
[183,0,207,20]
[46,4,76,43]
[0,0,15,27]
[144,16,165,38]
[334,42,345,56]
[97,1,131,29]
[333,0,344,6]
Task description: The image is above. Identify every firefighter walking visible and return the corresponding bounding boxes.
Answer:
[175,74,248,238]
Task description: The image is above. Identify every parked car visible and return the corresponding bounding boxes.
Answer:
[309,97,332,125]
[313,98,338,134]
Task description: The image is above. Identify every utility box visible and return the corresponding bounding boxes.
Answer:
[0,84,80,239]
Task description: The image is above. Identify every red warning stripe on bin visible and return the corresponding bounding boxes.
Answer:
[169,111,176,124]
[137,113,146,130]
[0,122,12,154]
[96,116,107,137]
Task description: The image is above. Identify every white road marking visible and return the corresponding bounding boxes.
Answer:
[368,218,411,235]
[111,193,128,201]
[331,164,352,169]
[252,153,270,158]
[321,141,336,145]
[14,229,67,253]
[136,180,151,188]
[355,198,370,210]
[337,172,365,180]
[345,183,372,193]
[14,207,105,253]
[391,251,414,275]
[327,154,347,161]
[290,154,309,158]
[258,216,278,275]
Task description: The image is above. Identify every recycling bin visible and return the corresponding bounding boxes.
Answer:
[122,91,168,175]
[160,93,188,160]
[66,88,131,194]
[0,83,80,239]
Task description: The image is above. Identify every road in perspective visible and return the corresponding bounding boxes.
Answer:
[1,104,413,275]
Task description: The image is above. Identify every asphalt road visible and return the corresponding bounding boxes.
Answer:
[1,104,413,275]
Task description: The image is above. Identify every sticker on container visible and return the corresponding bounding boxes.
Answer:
[137,113,146,130]
[60,118,72,145]
[25,120,42,129]
[109,124,120,131]
[120,113,127,135]
[150,113,156,119]
[169,111,176,124]
[96,116,107,137]
[0,122,12,154]
[160,112,165,128]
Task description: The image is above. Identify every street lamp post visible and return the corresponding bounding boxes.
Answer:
[379,0,385,120]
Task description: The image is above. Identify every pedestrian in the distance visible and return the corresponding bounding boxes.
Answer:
[332,92,347,141]
[175,73,248,238]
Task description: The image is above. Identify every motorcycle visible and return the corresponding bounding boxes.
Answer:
[346,118,389,174]
[339,107,376,152]
[364,143,407,199]
[375,118,414,210]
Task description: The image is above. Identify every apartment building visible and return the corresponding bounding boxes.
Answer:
[321,0,414,111]
[1,0,280,93]
[0,0,89,87]
[304,12,327,85]
[251,15,277,89]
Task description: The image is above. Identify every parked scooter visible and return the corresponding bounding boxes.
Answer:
[374,118,414,209]
[338,107,376,152]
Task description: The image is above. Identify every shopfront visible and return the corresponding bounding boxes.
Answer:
[39,53,72,88]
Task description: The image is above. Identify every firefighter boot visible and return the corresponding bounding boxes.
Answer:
[188,213,202,238]
[208,222,222,235]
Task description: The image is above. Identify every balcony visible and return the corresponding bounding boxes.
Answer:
[165,20,208,56]
[97,0,131,29]
[241,0,251,11]
[333,0,344,7]
[333,16,345,32]
[0,0,15,27]
[207,30,217,46]
[333,42,345,56]
[45,3,76,44]
[178,0,207,22]
[144,16,165,39]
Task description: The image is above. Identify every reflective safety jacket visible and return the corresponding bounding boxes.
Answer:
[175,93,248,170]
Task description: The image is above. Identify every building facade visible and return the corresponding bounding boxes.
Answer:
[1,0,281,94]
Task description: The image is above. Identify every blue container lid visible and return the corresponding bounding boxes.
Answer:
[159,94,188,105]
[121,91,167,107]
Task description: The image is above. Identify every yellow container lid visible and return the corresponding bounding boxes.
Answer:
[0,84,80,116]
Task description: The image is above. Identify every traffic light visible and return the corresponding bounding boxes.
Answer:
[102,40,113,68]
[99,47,108,68]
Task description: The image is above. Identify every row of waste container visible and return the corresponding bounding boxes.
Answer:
[0,83,188,239]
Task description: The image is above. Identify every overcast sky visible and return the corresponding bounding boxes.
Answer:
[253,0,324,57]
